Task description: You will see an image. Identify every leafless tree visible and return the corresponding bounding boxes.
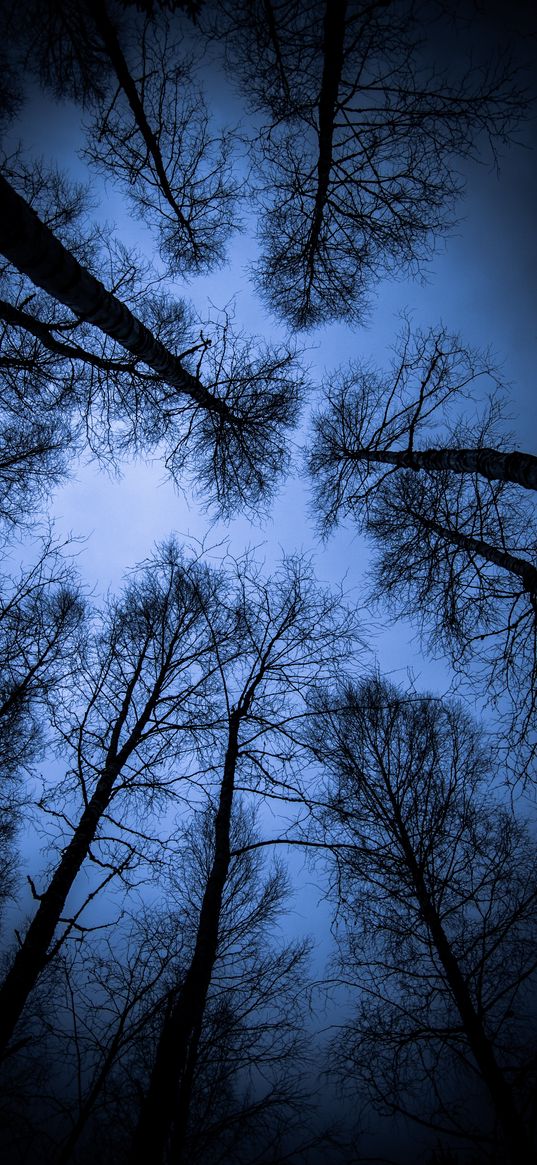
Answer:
[308,321,537,522]
[129,551,358,1165]
[12,0,238,274]
[0,159,303,516]
[307,676,537,1162]
[84,2,240,275]
[0,538,225,1060]
[0,808,340,1165]
[307,322,537,771]
[369,470,536,768]
[0,535,85,918]
[0,535,84,786]
[211,0,524,327]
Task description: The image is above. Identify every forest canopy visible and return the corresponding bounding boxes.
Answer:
[0,2,535,1163]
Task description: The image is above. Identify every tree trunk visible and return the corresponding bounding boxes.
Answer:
[90,0,196,247]
[0,762,118,1058]
[409,508,537,596]
[397,816,532,1163]
[0,175,232,418]
[347,443,537,491]
[306,0,347,269]
[129,710,240,1165]
[0,645,160,1059]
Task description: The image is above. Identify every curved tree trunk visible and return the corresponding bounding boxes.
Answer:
[0,175,232,419]
[347,443,537,491]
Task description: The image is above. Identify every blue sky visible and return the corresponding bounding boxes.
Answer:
[12,59,535,706]
[3,13,537,1157]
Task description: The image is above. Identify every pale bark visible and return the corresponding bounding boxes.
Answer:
[345,443,537,491]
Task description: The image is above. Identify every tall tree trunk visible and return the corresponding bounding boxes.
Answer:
[0,646,161,1059]
[0,762,119,1058]
[129,710,240,1165]
[346,443,537,491]
[90,0,196,249]
[395,811,532,1163]
[0,175,232,418]
[408,508,537,596]
[306,0,347,271]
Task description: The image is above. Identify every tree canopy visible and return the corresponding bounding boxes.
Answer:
[0,1,535,1162]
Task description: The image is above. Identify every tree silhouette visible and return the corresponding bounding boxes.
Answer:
[0,540,224,1060]
[0,164,302,515]
[308,322,537,770]
[84,0,240,274]
[130,552,356,1164]
[0,536,85,932]
[308,676,537,1161]
[308,321,537,525]
[213,0,524,327]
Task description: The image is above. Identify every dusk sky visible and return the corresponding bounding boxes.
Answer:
[11,32,535,711]
[2,1,537,1161]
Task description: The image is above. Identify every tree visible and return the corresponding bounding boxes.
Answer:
[211,0,524,327]
[307,676,537,1162]
[0,535,85,917]
[0,539,225,1060]
[129,551,357,1165]
[307,322,537,770]
[0,792,341,1165]
[0,535,84,787]
[0,165,302,516]
[308,320,537,514]
[16,0,239,275]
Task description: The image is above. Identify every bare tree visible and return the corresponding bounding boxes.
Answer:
[0,535,84,787]
[307,323,537,770]
[0,539,225,1060]
[0,535,85,929]
[0,161,302,516]
[368,470,536,768]
[0,807,337,1165]
[129,551,357,1165]
[307,676,537,1162]
[13,0,239,274]
[84,1,240,275]
[308,322,537,526]
[212,1,524,327]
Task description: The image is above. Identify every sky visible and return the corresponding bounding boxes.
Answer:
[13,45,536,703]
[2,3,537,1160]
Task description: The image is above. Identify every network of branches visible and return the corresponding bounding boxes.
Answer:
[0,2,535,1164]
